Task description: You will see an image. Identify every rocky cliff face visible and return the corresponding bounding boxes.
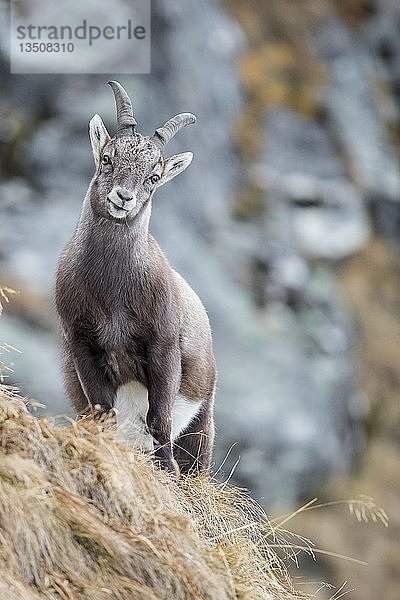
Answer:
[1,0,399,518]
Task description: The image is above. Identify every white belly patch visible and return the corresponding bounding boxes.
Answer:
[171,395,202,440]
[114,382,202,449]
[114,381,154,451]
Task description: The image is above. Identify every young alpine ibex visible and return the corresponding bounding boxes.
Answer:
[56,81,216,474]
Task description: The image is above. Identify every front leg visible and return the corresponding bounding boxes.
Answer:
[68,335,117,416]
[146,338,181,474]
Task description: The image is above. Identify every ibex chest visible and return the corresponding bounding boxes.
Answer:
[95,309,131,348]
[95,310,148,382]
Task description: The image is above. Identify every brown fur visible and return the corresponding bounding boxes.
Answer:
[56,114,216,474]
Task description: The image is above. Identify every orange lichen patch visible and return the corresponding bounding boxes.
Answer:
[333,0,377,28]
[234,38,326,167]
[339,237,400,435]
[241,43,298,84]
[234,105,266,160]
[233,184,266,220]
[225,0,328,214]
[240,41,326,117]
[226,0,331,42]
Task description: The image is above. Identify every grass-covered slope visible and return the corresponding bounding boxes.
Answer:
[0,384,307,600]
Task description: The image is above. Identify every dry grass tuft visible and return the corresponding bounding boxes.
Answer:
[0,384,308,600]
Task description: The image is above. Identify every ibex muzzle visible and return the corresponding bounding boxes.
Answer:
[107,186,137,218]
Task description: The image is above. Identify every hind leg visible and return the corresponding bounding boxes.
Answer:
[173,401,214,475]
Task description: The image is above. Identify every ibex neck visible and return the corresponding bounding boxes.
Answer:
[77,196,151,266]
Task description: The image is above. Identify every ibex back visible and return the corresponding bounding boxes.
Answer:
[56,81,216,474]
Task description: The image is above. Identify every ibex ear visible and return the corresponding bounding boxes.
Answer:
[89,114,110,167]
[157,152,193,187]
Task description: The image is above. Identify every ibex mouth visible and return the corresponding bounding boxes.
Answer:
[107,197,132,219]
[108,198,130,212]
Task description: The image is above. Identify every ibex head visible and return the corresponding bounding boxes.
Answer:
[88,81,196,221]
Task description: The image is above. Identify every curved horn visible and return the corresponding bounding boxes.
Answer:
[108,81,137,137]
[152,113,196,148]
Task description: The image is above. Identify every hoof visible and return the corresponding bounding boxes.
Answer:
[92,404,116,422]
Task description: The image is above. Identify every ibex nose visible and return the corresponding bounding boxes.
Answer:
[116,187,134,203]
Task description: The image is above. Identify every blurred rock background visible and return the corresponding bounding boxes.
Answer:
[0,0,399,597]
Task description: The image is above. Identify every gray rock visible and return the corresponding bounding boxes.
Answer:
[314,16,400,238]
[252,108,371,260]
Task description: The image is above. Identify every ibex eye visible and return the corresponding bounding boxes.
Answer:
[149,174,160,185]
[101,154,111,165]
